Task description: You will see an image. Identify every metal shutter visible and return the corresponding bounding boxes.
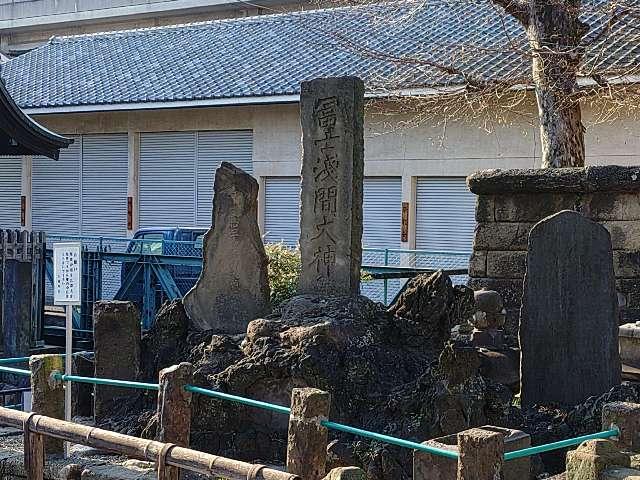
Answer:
[415,177,476,252]
[263,177,301,246]
[361,177,404,304]
[81,134,129,237]
[32,138,82,236]
[362,177,402,249]
[139,132,196,228]
[0,157,22,229]
[195,130,253,227]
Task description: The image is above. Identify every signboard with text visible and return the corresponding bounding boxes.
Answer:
[53,243,82,306]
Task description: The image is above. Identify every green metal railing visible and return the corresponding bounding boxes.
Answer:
[504,429,619,460]
[0,364,622,462]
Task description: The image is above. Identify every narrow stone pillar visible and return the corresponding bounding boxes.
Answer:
[457,428,504,480]
[30,354,64,453]
[93,301,140,423]
[1,230,35,381]
[72,353,93,418]
[321,467,365,480]
[298,76,365,296]
[286,387,331,480]
[602,402,640,452]
[566,439,630,480]
[157,363,193,480]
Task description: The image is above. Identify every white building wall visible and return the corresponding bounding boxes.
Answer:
[26,100,640,247]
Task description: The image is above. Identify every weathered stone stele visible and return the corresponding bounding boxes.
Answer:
[184,162,270,332]
[298,76,364,296]
[520,210,621,407]
[94,301,141,423]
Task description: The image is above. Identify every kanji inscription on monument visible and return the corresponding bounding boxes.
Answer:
[298,76,365,296]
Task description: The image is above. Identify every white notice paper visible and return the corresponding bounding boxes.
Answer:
[53,243,82,306]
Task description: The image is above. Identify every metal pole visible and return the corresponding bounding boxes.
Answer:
[64,305,72,456]
[383,249,389,305]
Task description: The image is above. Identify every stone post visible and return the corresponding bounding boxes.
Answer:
[566,439,630,480]
[93,301,140,423]
[298,76,365,296]
[286,387,331,480]
[30,354,64,453]
[72,353,93,418]
[602,402,640,452]
[321,467,365,480]
[456,428,504,480]
[157,363,193,480]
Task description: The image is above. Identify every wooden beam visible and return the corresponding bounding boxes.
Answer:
[0,407,298,480]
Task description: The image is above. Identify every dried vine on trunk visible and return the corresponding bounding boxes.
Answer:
[495,0,589,167]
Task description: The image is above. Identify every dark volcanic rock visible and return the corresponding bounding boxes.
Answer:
[388,271,475,347]
[123,275,518,478]
[140,300,190,380]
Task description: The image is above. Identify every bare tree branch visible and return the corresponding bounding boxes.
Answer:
[491,0,529,26]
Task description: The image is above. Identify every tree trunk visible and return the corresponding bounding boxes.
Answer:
[526,0,587,168]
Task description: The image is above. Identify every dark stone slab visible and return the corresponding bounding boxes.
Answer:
[519,210,621,407]
[298,76,365,296]
[183,162,271,333]
[93,301,141,423]
[467,166,640,195]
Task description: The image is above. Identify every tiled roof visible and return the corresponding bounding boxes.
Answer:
[1,0,638,110]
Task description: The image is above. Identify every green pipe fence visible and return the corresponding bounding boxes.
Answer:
[53,373,159,391]
[0,366,31,377]
[504,428,619,460]
[0,352,94,366]
[185,385,291,415]
[6,368,625,462]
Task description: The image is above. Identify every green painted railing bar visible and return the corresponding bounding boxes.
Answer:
[20,372,623,461]
[184,385,291,415]
[0,366,30,377]
[0,352,94,366]
[321,420,459,459]
[504,428,620,461]
[0,357,30,365]
[53,373,159,391]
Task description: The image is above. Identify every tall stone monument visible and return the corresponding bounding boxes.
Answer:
[520,210,620,407]
[298,76,365,296]
[184,162,270,333]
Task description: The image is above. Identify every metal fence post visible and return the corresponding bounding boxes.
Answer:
[286,387,331,480]
[383,249,389,305]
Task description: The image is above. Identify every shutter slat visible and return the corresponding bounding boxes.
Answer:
[139,132,196,228]
[0,156,22,229]
[81,134,129,236]
[32,138,82,236]
[196,130,253,227]
[263,177,301,246]
[415,177,476,253]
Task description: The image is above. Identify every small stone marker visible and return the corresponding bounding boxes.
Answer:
[30,354,64,453]
[602,402,640,451]
[457,428,504,480]
[298,76,365,296]
[520,210,621,407]
[93,301,141,423]
[287,387,331,480]
[184,162,270,333]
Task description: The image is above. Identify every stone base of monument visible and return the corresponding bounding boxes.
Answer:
[620,323,640,369]
[478,348,520,389]
[413,426,530,480]
[471,328,504,348]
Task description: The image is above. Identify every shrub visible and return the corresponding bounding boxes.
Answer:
[265,242,374,306]
[265,243,301,307]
